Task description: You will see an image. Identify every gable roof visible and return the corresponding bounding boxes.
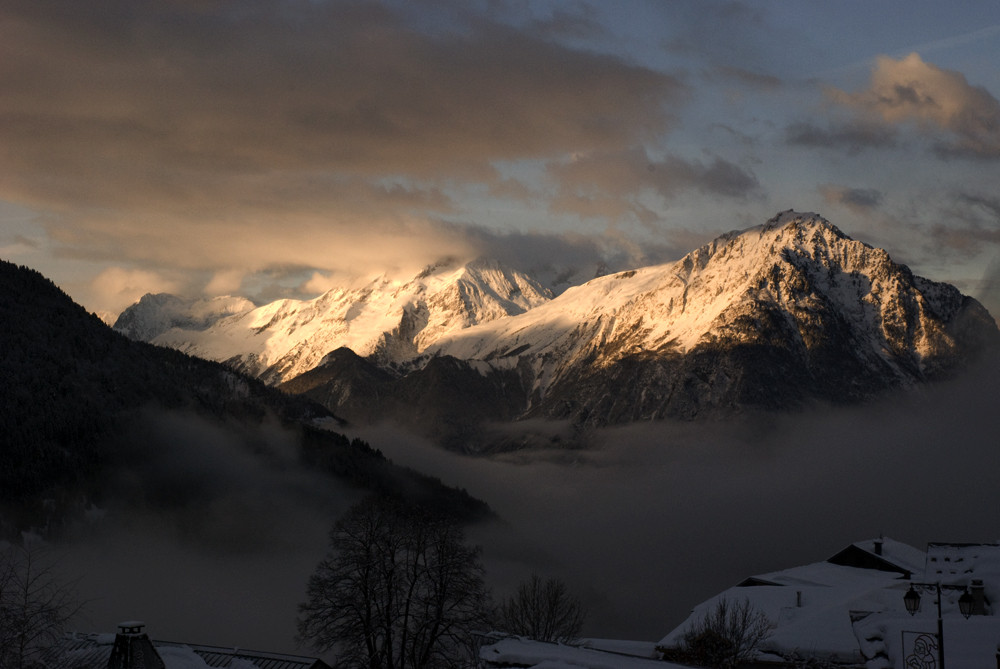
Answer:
[826,538,925,577]
[42,633,330,669]
[156,642,331,669]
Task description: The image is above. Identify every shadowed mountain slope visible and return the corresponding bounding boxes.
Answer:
[0,260,489,532]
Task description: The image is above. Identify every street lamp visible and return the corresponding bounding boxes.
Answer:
[959,590,975,619]
[903,583,975,669]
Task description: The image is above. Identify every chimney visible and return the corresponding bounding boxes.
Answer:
[971,579,987,616]
[107,622,166,669]
[874,537,883,556]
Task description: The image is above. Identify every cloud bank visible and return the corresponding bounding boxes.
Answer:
[354,354,1000,641]
[0,0,697,311]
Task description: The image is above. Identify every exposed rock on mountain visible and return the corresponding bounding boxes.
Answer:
[426,211,998,423]
[111,212,999,448]
[284,212,999,444]
[281,349,532,451]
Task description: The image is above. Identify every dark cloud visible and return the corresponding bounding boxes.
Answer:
[915,191,1000,257]
[4,3,612,174]
[1,0,678,185]
[785,120,898,154]
[707,65,783,89]
[847,190,1000,279]
[709,123,763,148]
[819,185,884,212]
[548,147,761,222]
[0,0,681,291]
[960,193,1000,221]
[12,235,41,249]
[446,222,691,294]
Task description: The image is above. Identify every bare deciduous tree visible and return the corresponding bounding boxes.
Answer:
[297,497,490,669]
[497,574,586,644]
[0,540,81,669]
[676,597,770,669]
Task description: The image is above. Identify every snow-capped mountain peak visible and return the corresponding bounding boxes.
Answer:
[114,257,552,384]
[421,211,997,422]
[115,211,999,433]
[112,293,256,341]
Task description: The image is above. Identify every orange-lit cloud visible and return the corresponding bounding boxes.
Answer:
[89,266,185,316]
[0,0,683,307]
[830,53,1000,159]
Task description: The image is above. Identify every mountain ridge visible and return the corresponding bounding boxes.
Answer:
[115,256,552,384]
[289,212,999,445]
[113,293,257,341]
[431,211,990,378]
[113,211,999,448]
[452,213,991,414]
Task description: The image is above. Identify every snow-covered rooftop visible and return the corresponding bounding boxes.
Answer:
[834,536,928,576]
[480,638,684,669]
[44,632,329,669]
[659,537,1000,668]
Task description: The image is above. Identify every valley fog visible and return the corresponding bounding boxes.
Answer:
[355,354,1000,641]
[53,411,359,654]
[52,356,1000,651]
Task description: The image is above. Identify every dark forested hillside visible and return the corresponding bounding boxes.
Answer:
[0,260,489,534]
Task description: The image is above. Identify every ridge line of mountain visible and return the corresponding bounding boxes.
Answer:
[112,211,1000,450]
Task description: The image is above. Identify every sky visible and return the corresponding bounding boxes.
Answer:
[2,0,1000,320]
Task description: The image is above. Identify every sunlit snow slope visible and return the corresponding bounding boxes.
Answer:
[115,258,551,384]
[424,211,998,420]
[117,211,999,432]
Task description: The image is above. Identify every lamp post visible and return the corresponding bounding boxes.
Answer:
[903,582,975,669]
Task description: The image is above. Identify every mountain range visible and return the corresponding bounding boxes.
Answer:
[115,212,1000,450]
[118,257,552,385]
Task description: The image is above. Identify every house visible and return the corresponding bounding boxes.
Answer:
[658,538,1000,669]
[42,622,331,669]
